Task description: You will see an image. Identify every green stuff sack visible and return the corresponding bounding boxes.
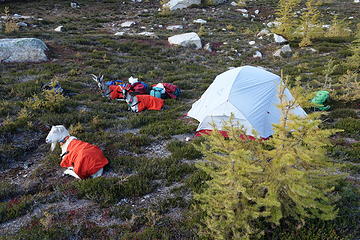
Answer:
[311,90,330,111]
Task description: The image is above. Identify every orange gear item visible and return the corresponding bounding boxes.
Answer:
[109,85,125,99]
[60,139,109,179]
[136,95,164,112]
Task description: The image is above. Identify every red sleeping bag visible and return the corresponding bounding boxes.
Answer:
[136,95,164,112]
[195,129,269,141]
[60,139,109,179]
[109,85,125,100]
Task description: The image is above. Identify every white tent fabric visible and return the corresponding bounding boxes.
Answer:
[187,66,307,138]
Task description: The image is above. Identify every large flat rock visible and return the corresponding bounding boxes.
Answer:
[168,32,202,49]
[0,38,49,63]
[164,0,201,11]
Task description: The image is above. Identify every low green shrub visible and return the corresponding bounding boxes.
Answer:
[110,205,133,221]
[185,169,211,194]
[0,195,33,223]
[140,120,196,138]
[329,109,358,119]
[166,141,202,160]
[4,223,71,240]
[0,182,19,201]
[335,117,360,135]
[72,175,155,204]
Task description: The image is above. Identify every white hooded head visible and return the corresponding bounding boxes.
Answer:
[45,125,70,151]
[128,76,139,85]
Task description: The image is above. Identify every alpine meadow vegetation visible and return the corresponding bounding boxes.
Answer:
[0,0,359,239]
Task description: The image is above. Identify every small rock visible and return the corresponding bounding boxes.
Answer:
[322,24,330,29]
[249,40,256,45]
[273,33,288,44]
[230,1,237,6]
[114,31,125,36]
[257,29,270,37]
[163,0,201,11]
[54,26,63,32]
[242,13,249,18]
[70,1,80,8]
[121,21,136,28]
[166,25,183,30]
[204,42,212,52]
[236,8,248,13]
[17,22,28,27]
[273,44,292,57]
[253,51,262,58]
[140,26,146,29]
[168,32,202,49]
[254,9,260,14]
[193,19,207,24]
[354,0,359,3]
[267,21,281,28]
[138,31,156,37]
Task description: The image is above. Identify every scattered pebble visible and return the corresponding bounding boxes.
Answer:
[193,19,207,24]
[54,26,63,32]
[166,25,183,30]
[253,51,262,58]
[273,33,288,44]
[121,21,136,28]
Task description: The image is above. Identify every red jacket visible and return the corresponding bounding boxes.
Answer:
[60,139,109,179]
[136,95,164,112]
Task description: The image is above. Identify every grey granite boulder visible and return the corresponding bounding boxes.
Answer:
[0,38,48,63]
[163,0,201,11]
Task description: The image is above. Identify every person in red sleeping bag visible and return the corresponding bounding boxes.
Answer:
[60,139,109,179]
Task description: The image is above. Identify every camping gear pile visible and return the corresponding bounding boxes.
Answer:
[91,75,181,112]
[187,66,307,139]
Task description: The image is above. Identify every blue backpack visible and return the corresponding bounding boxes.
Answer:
[150,87,166,99]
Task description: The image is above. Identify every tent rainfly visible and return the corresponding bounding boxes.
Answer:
[187,66,307,138]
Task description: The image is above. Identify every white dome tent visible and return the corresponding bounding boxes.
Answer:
[187,66,307,138]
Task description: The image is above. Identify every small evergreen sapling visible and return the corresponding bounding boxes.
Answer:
[274,0,301,39]
[193,80,343,239]
[299,0,322,47]
[345,26,360,69]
